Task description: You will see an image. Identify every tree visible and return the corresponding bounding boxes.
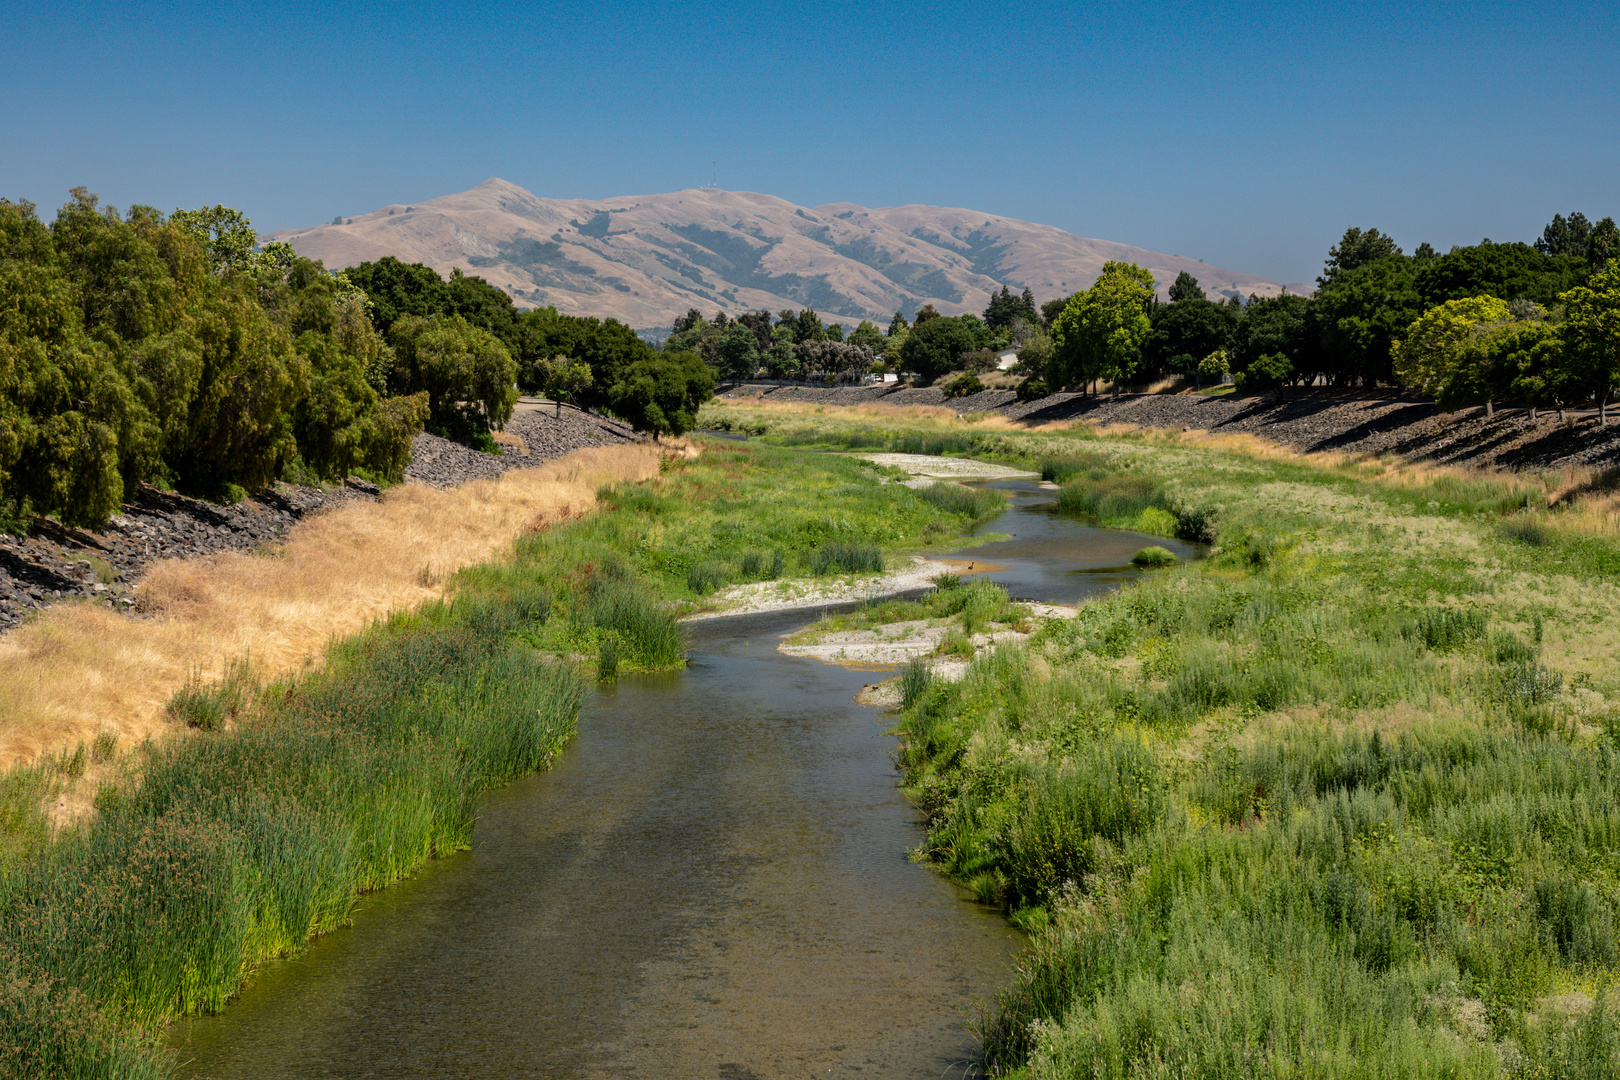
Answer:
[792,308,825,344]
[1234,353,1293,396]
[983,285,1031,330]
[1414,242,1589,308]
[898,316,975,383]
[711,323,761,381]
[607,351,715,438]
[1142,297,1234,381]
[531,354,594,415]
[913,303,941,325]
[1589,218,1620,269]
[1560,258,1620,423]
[1536,212,1593,257]
[1391,296,1512,403]
[1050,262,1155,396]
[1167,271,1204,303]
[169,203,258,275]
[848,320,884,354]
[824,322,845,343]
[1230,293,1313,384]
[1318,227,1402,289]
[1040,295,1072,328]
[387,314,516,443]
[888,310,908,336]
[672,308,704,335]
[1311,255,1423,385]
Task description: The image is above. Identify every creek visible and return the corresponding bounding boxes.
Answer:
[168,478,1200,1080]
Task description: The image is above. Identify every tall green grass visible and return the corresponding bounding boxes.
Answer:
[0,598,581,1074]
[892,489,1620,1076]
[914,481,1006,522]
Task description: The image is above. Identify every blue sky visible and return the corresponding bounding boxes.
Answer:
[5,0,1617,286]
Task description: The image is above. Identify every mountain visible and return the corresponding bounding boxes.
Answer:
[262,179,1298,330]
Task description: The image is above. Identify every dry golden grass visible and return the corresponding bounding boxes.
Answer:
[0,443,663,773]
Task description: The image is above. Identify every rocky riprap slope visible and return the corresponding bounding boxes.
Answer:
[0,408,642,633]
[720,383,1620,472]
[404,405,638,487]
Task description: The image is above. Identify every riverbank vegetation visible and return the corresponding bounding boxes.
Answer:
[0,437,1014,1077]
[705,400,1620,1076]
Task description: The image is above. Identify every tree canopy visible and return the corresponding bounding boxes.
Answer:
[606,351,716,438]
[1051,262,1155,394]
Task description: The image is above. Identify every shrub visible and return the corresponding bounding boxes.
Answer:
[1131,546,1177,567]
[1016,378,1050,401]
[943,372,986,398]
[1500,517,1551,546]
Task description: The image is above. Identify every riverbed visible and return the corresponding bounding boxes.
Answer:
[168,476,1194,1079]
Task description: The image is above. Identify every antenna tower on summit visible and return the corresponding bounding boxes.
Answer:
[700,160,719,191]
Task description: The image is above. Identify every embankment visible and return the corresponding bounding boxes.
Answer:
[718,383,1620,472]
[0,443,663,777]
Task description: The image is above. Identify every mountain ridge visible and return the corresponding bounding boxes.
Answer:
[263,178,1302,329]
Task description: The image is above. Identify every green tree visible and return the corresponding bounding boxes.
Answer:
[1560,258,1620,424]
[388,314,516,444]
[1318,226,1402,289]
[1142,297,1233,381]
[1588,218,1620,269]
[1234,352,1293,396]
[792,308,825,344]
[887,310,908,336]
[1167,271,1204,303]
[898,316,975,383]
[848,320,884,354]
[1391,296,1512,403]
[912,303,941,325]
[1310,255,1423,385]
[1414,242,1589,308]
[531,353,594,415]
[607,351,715,438]
[1050,262,1155,396]
[1536,212,1593,257]
[170,203,258,275]
[710,322,761,381]
[1231,293,1314,384]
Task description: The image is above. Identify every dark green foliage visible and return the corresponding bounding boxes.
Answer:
[739,549,783,580]
[386,313,517,442]
[1016,377,1049,401]
[810,541,884,575]
[0,194,422,527]
[1501,517,1552,546]
[1233,351,1293,393]
[942,371,985,398]
[1142,298,1235,381]
[606,351,716,437]
[900,658,933,710]
[899,316,976,382]
[982,285,1038,331]
[914,481,1004,522]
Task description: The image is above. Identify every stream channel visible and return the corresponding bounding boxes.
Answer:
[169,476,1202,1080]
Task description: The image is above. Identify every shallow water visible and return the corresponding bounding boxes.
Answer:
[169,479,1187,1079]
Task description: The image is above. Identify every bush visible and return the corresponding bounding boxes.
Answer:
[1132,546,1177,567]
[163,658,259,731]
[1016,378,1050,401]
[943,372,986,398]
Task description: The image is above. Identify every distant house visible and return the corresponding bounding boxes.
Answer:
[995,348,1019,370]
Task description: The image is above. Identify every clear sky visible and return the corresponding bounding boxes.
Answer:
[5,0,1616,287]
